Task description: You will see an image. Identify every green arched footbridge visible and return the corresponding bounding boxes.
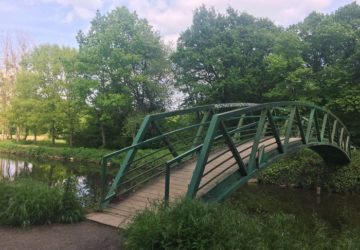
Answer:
[87,102,351,228]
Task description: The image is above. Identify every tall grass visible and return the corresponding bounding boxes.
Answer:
[0,179,84,227]
[124,199,334,250]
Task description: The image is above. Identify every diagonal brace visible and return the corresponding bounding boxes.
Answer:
[266,109,284,153]
[219,121,247,176]
[295,107,306,144]
[152,121,178,157]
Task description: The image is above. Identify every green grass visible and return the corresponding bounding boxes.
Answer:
[0,140,112,163]
[125,199,360,250]
[0,178,84,227]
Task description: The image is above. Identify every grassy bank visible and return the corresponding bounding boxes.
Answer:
[0,140,113,163]
[258,149,360,193]
[125,199,360,249]
[0,178,84,227]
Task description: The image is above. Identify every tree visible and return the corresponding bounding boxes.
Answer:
[76,7,171,147]
[17,45,85,145]
[0,34,31,139]
[171,6,281,105]
[264,32,319,102]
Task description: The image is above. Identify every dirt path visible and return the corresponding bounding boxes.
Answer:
[0,221,123,250]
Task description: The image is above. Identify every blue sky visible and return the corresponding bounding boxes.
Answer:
[0,0,357,48]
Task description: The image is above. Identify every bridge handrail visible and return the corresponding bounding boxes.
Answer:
[102,121,211,160]
[186,101,351,199]
[220,101,350,134]
[101,101,351,207]
[101,102,255,207]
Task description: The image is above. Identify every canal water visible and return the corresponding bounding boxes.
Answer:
[2,154,360,230]
[0,154,106,208]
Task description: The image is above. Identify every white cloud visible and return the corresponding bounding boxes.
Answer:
[34,0,105,22]
[106,0,338,42]
[30,0,352,44]
[0,2,17,12]
[108,0,340,45]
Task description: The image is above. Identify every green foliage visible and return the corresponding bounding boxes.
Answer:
[59,177,85,223]
[15,45,85,145]
[0,179,84,227]
[258,149,324,188]
[172,6,281,105]
[76,7,170,148]
[325,150,360,192]
[259,149,360,193]
[0,140,112,163]
[124,199,345,250]
[172,3,360,145]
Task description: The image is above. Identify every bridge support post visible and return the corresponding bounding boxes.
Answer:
[248,110,267,172]
[267,109,284,153]
[192,110,212,148]
[164,163,170,206]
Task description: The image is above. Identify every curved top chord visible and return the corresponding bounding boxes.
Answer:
[100,102,351,207]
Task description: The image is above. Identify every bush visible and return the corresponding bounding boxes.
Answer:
[258,148,324,188]
[258,149,360,193]
[124,199,332,250]
[0,179,84,227]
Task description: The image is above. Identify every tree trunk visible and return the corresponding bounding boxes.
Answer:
[24,128,29,141]
[51,120,55,144]
[100,123,106,148]
[16,126,20,142]
[69,121,74,147]
[34,132,37,142]
[69,132,73,147]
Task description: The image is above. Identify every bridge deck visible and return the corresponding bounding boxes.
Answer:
[87,138,298,228]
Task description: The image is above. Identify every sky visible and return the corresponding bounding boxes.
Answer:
[0,0,357,48]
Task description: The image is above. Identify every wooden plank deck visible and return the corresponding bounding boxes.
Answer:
[87,137,300,228]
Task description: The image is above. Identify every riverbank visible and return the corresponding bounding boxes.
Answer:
[0,140,113,164]
[125,184,360,249]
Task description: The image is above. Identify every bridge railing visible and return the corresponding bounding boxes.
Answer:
[186,102,351,200]
[100,103,254,207]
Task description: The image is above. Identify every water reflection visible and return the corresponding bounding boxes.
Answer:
[0,155,104,207]
[0,159,33,180]
[230,184,360,230]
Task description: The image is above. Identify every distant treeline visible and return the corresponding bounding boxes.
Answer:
[1,2,360,148]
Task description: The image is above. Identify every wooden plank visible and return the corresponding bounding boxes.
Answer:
[87,212,126,228]
[89,136,304,228]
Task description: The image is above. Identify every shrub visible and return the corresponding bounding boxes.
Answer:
[124,199,331,250]
[258,149,360,193]
[258,148,325,188]
[0,179,84,227]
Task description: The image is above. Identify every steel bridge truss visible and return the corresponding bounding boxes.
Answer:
[100,102,351,208]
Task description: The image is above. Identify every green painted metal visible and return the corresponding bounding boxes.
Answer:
[314,110,321,142]
[331,120,338,144]
[164,163,170,205]
[320,113,328,141]
[100,101,352,208]
[186,102,351,200]
[248,110,267,172]
[284,107,296,150]
[192,111,212,148]
[306,108,315,143]
[186,115,220,199]
[152,120,178,157]
[219,121,247,176]
[295,107,306,144]
[233,114,245,142]
[267,109,284,153]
